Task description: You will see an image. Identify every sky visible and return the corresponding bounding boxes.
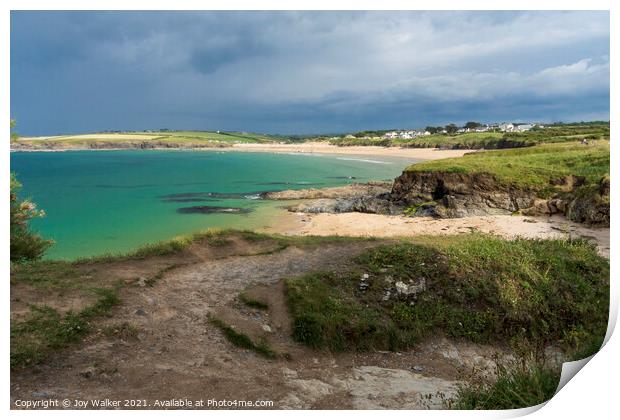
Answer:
[10,11,610,136]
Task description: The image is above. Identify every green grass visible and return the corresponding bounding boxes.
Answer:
[11,287,121,368]
[326,123,609,149]
[285,234,609,355]
[72,228,376,264]
[10,260,85,291]
[209,316,277,359]
[239,293,269,310]
[12,130,285,148]
[454,363,561,409]
[102,322,139,339]
[406,141,610,190]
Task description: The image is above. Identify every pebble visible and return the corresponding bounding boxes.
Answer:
[32,391,49,398]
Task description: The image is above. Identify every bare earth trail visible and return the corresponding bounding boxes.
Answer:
[11,238,507,410]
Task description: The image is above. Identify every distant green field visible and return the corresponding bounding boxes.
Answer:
[327,123,610,149]
[12,131,284,149]
[406,140,610,190]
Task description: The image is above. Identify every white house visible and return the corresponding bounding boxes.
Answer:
[515,124,534,132]
[499,123,514,132]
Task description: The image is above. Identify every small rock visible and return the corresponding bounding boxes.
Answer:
[361,273,370,280]
[262,324,272,333]
[395,281,409,295]
[382,290,391,301]
[79,367,96,379]
[136,277,147,287]
[32,391,49,398]
[412,365,424,372]
[134,308,147,316]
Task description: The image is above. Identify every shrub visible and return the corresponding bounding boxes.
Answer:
[10,174,53,262]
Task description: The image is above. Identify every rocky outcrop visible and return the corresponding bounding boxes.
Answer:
[262,163,608,226]
[261,182,391,200]
[390,172,537,217]
[391,171,610,226]
[564,177,610,226]
[288,193,404,215]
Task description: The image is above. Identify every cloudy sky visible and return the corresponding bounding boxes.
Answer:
[11,11,609,135]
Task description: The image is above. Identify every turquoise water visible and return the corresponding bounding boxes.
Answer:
[11,150,415,260]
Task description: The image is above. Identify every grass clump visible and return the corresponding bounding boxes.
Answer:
[11,287,121,368]
[454,363,561,409]
[239,293,269,310]
[285,234,608,355]
[102,322,139,339]
[209,316,277,359]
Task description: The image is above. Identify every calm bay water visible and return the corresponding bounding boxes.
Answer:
[11,150,415,260]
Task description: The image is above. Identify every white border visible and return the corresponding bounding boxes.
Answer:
[2,2,616,419]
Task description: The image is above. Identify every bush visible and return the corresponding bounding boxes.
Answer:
[10,174,52,262]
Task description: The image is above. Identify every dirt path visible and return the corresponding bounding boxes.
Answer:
[11,239,508,410]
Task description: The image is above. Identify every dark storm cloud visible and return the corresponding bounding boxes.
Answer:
[10,11,609,135]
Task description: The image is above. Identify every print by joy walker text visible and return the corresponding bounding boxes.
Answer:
[14,398,274,409]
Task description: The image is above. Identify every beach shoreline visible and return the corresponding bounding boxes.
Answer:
[10,142,475,160]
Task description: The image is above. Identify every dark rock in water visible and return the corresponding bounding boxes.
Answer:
[160,191,265,202]
[176,206,252,215]
[161,197,220,203]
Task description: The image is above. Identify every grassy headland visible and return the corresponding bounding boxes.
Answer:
[398,140,609,226]
[406,140,610,190]
[10,130,288,150]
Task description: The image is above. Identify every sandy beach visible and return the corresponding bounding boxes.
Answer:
[232,142,474,160]
[262,211,610,257]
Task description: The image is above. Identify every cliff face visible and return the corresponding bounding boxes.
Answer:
[390,171,536,217]
[390,170,610,226]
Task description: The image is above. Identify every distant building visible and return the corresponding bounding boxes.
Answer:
[499,123,515,132]
[515,124,534,132]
